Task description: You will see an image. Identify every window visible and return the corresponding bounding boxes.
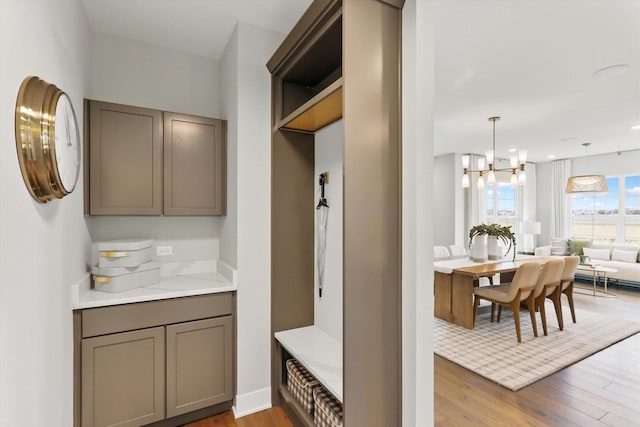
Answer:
[487,182,517,228]
[570,175,640,245]
[624,175,640,245]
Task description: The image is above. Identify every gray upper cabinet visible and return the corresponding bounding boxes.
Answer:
[85,100,226,216]
[163,113,226,215]
[88,100,163,215]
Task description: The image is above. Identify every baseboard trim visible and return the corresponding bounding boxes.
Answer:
[233,387,272,418]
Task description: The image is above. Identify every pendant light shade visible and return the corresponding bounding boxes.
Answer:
[565,175,608,193]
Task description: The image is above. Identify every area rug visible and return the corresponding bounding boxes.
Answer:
[433,304,640,391]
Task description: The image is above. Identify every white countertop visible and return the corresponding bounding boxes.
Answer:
[275,325,343,402]
[72,260,237,310]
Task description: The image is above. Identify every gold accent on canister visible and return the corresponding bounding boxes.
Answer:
[99,251,131,258]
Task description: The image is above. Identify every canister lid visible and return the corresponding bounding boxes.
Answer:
[95,238,154,251]
[92,261,161,277]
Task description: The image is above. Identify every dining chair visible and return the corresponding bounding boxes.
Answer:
[448,245,467,257]
[473,262,542,343]
[434,246,450,259]
[558,256,580,328]
[531,259,565,336]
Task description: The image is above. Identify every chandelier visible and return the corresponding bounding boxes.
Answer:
[461,116,527,189]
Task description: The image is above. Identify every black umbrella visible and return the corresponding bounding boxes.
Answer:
[316,173,329,298]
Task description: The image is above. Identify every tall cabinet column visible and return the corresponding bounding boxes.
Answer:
[269,1,403,425]
[343,1,402,426]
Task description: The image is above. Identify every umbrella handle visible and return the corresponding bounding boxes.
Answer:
[316,173,329,209]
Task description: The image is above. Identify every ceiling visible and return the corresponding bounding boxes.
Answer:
[81,0,312,59]
[82,0,640,164]
[434,0,640,163]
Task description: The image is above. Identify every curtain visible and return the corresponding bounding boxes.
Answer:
[521,162,537,222]
[515,162,538,252]
[465,154,487,243]
[551,159,571,239]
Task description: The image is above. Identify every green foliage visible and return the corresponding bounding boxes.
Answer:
[468,223,517,261]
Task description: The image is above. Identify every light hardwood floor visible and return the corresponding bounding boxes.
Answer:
[183,407,292,427]
[187,281,640,427]
[435,281,640,426]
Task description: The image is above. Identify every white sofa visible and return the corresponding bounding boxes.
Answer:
[536,243,640,285]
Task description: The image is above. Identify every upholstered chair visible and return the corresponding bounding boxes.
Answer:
[434,246,450,259]
[473,262,542,343]
[559,256,580,327]
[448,245,467,257]
[531,259,566,336]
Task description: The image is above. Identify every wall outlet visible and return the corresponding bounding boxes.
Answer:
[156,246,173,256]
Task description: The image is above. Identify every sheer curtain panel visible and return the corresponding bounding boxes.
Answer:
[551,159,571,239]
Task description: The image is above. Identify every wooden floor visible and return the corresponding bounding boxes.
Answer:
[435,281,640,426]
[183,407,292,427]
[187,281,640,427]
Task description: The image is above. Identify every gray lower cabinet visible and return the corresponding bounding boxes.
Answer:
[81,327,166,427]
[75,293,235,427]
[166,317,233,417]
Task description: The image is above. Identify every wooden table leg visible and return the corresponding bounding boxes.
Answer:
[434,272,453,321]
[451,273,475,329]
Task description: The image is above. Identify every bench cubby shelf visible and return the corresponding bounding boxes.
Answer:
[275,326,342,427]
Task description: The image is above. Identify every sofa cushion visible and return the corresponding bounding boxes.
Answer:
[568,239,590,255]
[611,248,638,263]
[599,261,640,282]
[583,247,611,261]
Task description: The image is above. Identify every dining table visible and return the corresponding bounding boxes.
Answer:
[434,256,541,329]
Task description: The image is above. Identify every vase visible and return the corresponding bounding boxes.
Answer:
[487,235,499,260]
[470,235,488,262]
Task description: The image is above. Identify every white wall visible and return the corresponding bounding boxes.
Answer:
[85,216,221,262]
[90,33,221,117]
[403,1,434,425]
[87,33,224,262]
[314,120,344,343]
[221,22,284,417]
[571,149,640,177]
[219,29,239,269]
[0,1,91,425]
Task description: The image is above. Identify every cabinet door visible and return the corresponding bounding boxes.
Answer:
[81,327,165,427]
[166,316,233,418]
[88,100,163,215]
[163,113,226,215]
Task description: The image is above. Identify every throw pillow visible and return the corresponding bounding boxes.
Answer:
[568,239,590,256]
[583,247,611,261]
[612,248,638,263]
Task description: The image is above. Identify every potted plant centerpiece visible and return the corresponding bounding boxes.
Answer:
[468,223,516,261]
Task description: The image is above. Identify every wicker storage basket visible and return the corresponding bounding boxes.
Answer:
[313,387,343,427]
[286,359,320,414]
